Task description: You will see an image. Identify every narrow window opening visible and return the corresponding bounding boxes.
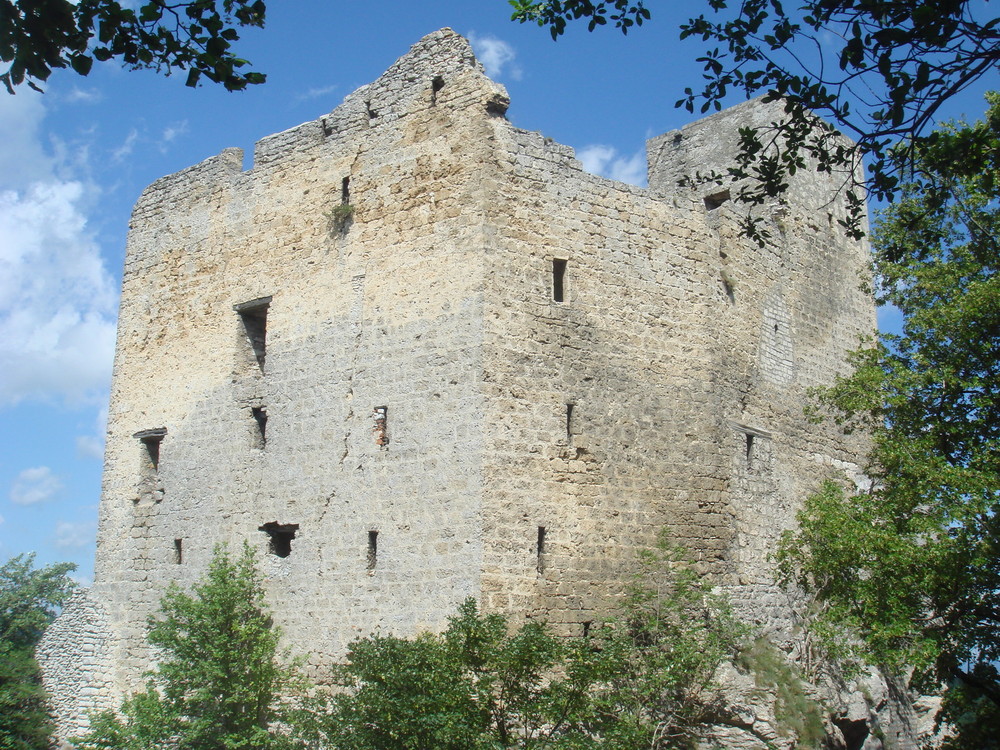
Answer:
[341,177,350,205]
[536,526,546,573]
[367,530,378,571]
[252,407,267,447]
[745,434,755,471]
[721,272,735,304]
[431,76,445,105]
[234,297,271,369]
[566,403,575,438]
[365,101,378,119]
[704,190,730,210]
[142,436,161,471]
[552,259,567,303]
[174,539,183,564]
[258,522,299,558]
[372,406,389,447]
[582,621,592,638]
[134,428,166,504]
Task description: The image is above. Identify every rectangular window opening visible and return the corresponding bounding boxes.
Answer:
[234,297,271,369]
[142,437,161,471]
[367,530,378,571]
[745,433,755,470]
[704,190,731,210]
[536,526,546,573]
[259,522,298,558]
[372,406,389,447]
[582,620,592,638]
[252,407,267,447]
[552,259,567,303]
[173,539,183,564]
[566,403,575,438]
[341,176,351,205]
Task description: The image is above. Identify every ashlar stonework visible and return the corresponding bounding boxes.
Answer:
[39,28,918,748]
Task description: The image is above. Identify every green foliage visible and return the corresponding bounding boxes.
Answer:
[329,537,819,749]
[327,203,354,234]
[74,542,316,750]
[510,1,650,40]
[0,0,267,94]
[586,542,750,748]
[738,640,825,748]
[0,554,77,750]
[779,97,1000,745]
[327,599,595,749]
[511,0,999,242]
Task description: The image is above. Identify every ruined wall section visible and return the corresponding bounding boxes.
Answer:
[90,29,508,701]
[648,98,877,630]
[477,122,734,633]
[37,589,115,746]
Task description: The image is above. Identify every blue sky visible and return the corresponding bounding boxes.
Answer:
[0,1,993,584]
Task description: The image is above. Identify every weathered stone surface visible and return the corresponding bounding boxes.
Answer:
[41,28,915,747]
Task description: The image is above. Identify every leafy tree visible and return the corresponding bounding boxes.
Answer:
[1,0,266,94]
[328,538,819,748]
[327,599,596,749]
[778,96,1000,747]
[511,0,1000,238]
[74,542,316,750]
[0,553,77,750]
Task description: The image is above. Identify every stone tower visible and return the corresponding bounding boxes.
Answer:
[39,28,877,742]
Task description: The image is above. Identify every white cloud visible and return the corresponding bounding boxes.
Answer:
[161,120,189,145]
[0,94,55,187]
[10,466,63,505]
[577,144,647,186]
[296,84,339,102]
[468,33,522,81]
[112,128,139,162]
[0,181,118,405]
[54,520,97,550]
[76,403,108,460]
[65,87,102,104]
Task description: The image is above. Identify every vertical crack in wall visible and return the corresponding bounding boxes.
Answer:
[340,272,367,466]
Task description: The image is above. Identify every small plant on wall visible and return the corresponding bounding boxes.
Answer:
[327,203,354,234]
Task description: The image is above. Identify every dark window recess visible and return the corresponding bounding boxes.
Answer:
[134,428,166,504]
[582,620,592,638]
[174,539,183,564]
[365,101,378,119]
[431,75,444,104]
[536,526,547,573]
[341,176,350,205]
[141,436,161,471]
[745,433,755,470]
[234,297,272,369]
[252,407,267,446]
[259,522,299,558]
[367,530,378,570]
[372,406,389,447]
[704,190,730,210]
[566,403,575,438]
[552,259,567,303]
[721,271,735,304]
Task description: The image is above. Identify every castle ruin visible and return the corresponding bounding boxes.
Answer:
[40,28,898,746]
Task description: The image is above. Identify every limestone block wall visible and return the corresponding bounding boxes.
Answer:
[649,99,876,627]
[36,590,114,745]
[41,28,878,739]
[90,29,509,706]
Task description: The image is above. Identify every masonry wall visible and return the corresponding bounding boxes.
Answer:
[42,29,877,743]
